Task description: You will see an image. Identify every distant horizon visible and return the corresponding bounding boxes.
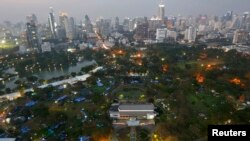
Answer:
[0,0,250,23]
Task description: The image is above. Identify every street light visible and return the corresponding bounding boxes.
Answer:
[1,40,6,44]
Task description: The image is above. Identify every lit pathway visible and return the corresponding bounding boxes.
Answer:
[0,67,103,102]
[130,127,136,141]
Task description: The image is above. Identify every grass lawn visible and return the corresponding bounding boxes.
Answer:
[176,58,224,71]
[114,86,146,102]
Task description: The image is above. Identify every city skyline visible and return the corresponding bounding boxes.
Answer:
[0,0,250,23]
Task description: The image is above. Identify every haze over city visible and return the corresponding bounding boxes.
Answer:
[1,0,250,22]
[0,0,250,141]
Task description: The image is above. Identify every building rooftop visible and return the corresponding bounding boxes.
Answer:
[110,103,119,112]
[119,104,154,111]
[119,111,155,116]
[0,139,17,141]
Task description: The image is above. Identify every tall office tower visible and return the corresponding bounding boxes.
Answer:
[26,14,38,25]
[233,29,249,44]
[58,13,76,40]
[176,17,187,31]
[26,22,39,48]
[55,26,66,41]
[184,26,197,43]
[111,16,120,31]
[231,15,241,29]
[84,15,94,33]
[68,17,76,40]
[148,19,162,31]
[48,7,57,39]
[158,0,165,21]
[129,19,136,32]
[224,11,233,21]
[123,18,130,31]
[166,16,175,29]
[58,12,68,39]
[156,25,176,43]
[96,17,112,37]
[199,15,208,25]
[156,28,168,42]
[241,12,250,30]
[59,12,68,29]
[166,29,177,42]
[31,14,38,24]
[134,18,149,40]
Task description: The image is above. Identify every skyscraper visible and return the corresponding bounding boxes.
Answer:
[233,29,249,44]
[96,18,112,37]
[48,7,57,39]
[224,11,233,21]
[156,28,168,42]
[58,13,76,40]
[55,26,66,40]
[241,12,250,30]
[68,17,76,40]
[158,0,165,21]
[111,17,120,31]
[84,15,94,33]
[26,22,39,48]
[26,14,38,25]
[58,12,68,39]
[59,12,68,30]
[123,18,130,31]
[184,26,197,43]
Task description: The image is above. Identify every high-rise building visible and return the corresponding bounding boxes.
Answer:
[156,28,168,42]
[84,15,94,33]
[224,11,233,21]
[134,17,149,40]
[166,29,177,42]
[26,14,38,25]
[68,17,76,40]
[111,17,120,31]
[59,12,70,38]
[59,12,68,30]
[233,29,249,44]
[55,26,66,40]
[158,0,165,21]
[96,18,112,37]
[26,22,39,48]
[58,12,75,40]
[123,18,130,31]
[156,27,177,43]
[241,12,250,30]
[48,7,57,39]
[230,15,241,29]
[148,19,162,31]
[184,26,197,42]
[129,19,136,31]
[176,17,187,30]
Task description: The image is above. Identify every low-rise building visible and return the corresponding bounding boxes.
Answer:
[109,103,156,120]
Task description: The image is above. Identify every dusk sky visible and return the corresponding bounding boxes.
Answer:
[0,0,250,23]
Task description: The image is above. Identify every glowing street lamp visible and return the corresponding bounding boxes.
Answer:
[1,40,6,44]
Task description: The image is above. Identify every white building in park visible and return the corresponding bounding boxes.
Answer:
[109,103,157,126]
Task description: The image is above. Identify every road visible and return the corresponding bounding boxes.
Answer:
[0,67,103,102]
[130,127,136,141]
